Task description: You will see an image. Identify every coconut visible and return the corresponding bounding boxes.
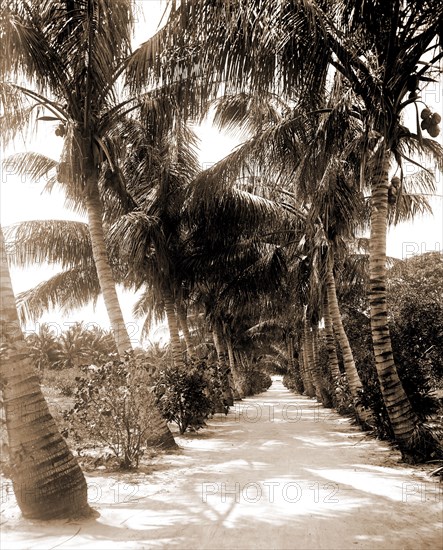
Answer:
[431,112,442,124]
[421,118,430,130]
[390,176,401,188]
[427,124,440,138]
[420,108,432,120]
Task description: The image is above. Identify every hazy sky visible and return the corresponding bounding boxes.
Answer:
[1,1,442,344]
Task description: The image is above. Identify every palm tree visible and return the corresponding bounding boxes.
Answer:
[0,227,90,519]
[25,323,61,371]
[139,0,443,460]
[4,219,178,449]
[0,0,142,355]
[109,117,201,368]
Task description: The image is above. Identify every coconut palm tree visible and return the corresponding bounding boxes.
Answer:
[4,217,178,448]
[137,1,443,460]
[0,226,90,519]
[0,0,143,355]
[108,116,200,368]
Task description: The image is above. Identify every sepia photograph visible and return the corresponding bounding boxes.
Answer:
[0,1,442,548]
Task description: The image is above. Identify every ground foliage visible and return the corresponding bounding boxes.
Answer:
[153,362,214,434]
[63,352,158,469]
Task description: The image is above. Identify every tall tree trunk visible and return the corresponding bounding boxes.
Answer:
[212,321,234,407]
[323,293,341,404]
[225,331,241,399]
[85,180,132,356]
[162,287,185,368]
[300,335,316,397]
[304,316,326,404]
[368,152,440,461]
[312,322,333,407]
[144,391,178,450]
[325,253,374,428]
[0,228,91,520]
[176,303,195,360]
[287,335,303,394]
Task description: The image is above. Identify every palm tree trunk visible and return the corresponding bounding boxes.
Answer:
[300,335,316,397]
[176,303,195,360]
[312,322,333,407]
[287,335,303,393]
[85,180,132,356]
[144,391,178,450]
[325,253,374,427]
[0,228,90,520]
[368,152,437,460]
[162,287,184,368]
[304,316,325,404]
[323,293,341,403]
[225,331,241,399]
[212,321,234,406]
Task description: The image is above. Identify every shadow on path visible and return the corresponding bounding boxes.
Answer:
[1,378,442,549]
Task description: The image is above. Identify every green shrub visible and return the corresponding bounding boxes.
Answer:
[153,363,213,434]
[64,352,158,469]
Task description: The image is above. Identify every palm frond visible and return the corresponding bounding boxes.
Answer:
[107,210,161,270]
[16,266,100,324]
[4,152,57,184]
[4,220,92,269]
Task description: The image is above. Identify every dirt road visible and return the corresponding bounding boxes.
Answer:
[1,378,442,549]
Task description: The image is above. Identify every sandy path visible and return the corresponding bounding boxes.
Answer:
[1,377,442,549]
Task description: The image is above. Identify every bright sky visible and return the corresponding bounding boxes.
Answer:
[0,1,442,345]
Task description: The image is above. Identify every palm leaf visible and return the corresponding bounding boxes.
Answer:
[4,220,92,269]
[16,266,100,324]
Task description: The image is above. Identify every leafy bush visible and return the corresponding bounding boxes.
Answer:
[343,304,441,440]
[234,361,272,397]
[153,363,213,434]
[282,358,304,394]
[390,298,442,414]
[64,352,159,469]
[282,373,298,392]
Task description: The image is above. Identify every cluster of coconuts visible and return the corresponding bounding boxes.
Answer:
[420,108,441,138]
[388,176,401,205]
[54,123,66,137]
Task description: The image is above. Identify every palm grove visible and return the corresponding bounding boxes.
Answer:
[1,0,442,520]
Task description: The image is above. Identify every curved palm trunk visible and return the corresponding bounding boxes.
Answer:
[325,254,374,427]
[368,153,438,460]
[85,181,132,356]
[144,391,177,450]
[323,294,341,403]
[0,228,90,520]
[163,287,185,368]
